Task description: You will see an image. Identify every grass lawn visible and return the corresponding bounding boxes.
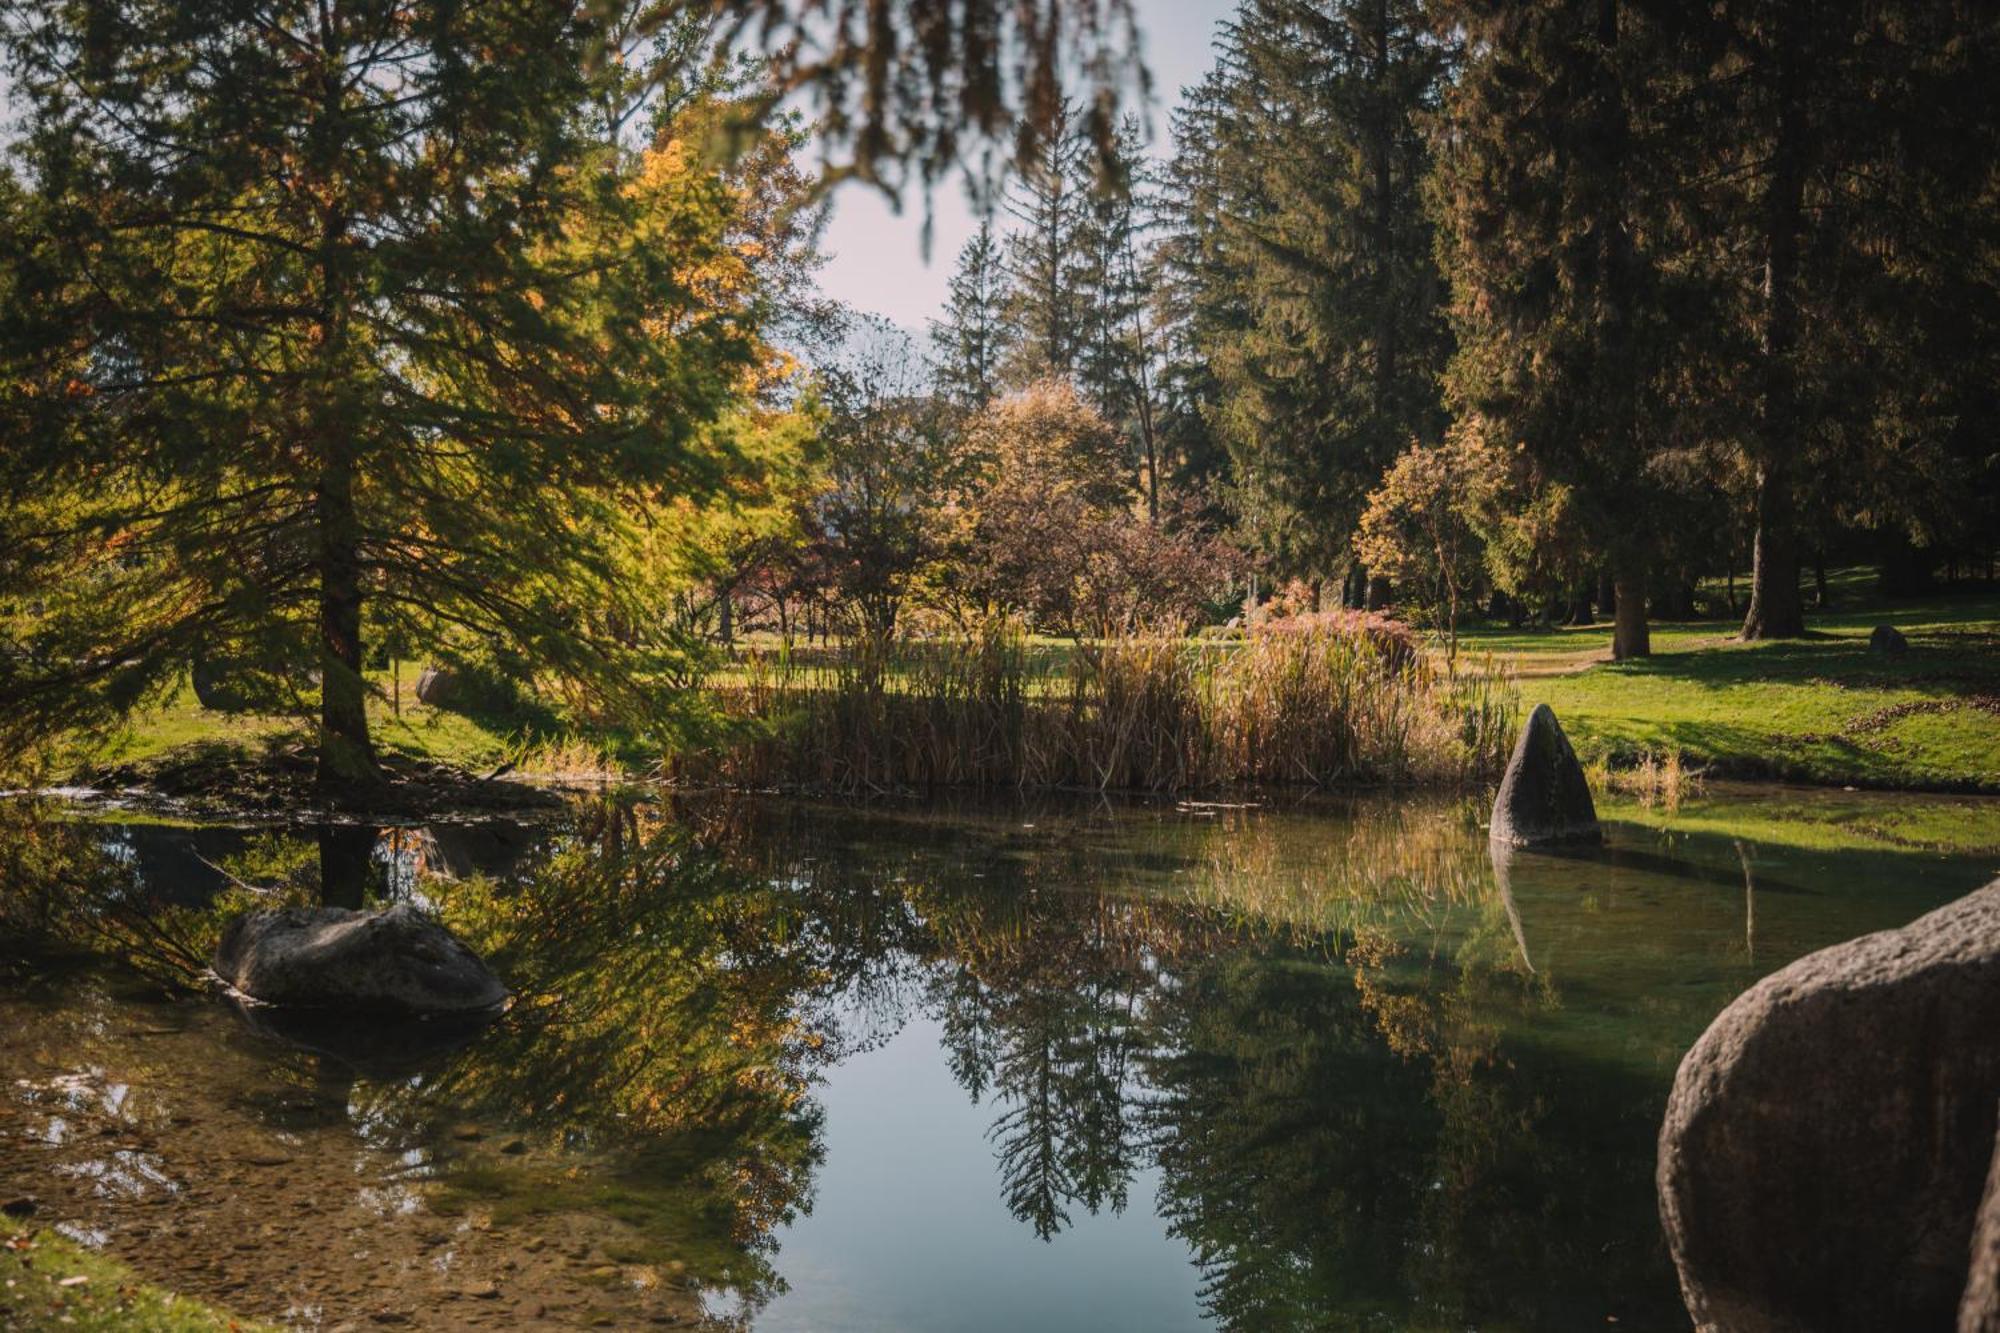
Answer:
[1,1216,277,1332]
[73,668,599,783]
[1462,574,2000,791]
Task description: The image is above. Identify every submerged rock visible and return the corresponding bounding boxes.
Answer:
[1870,623,1910,655]
[1658,878,2000,1333]
[1488,704,1600,847]
[214,903,506,1016]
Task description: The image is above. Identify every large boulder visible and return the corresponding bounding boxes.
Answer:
[1658,879,2000,1333]
[1488,703,1600,847]
[1871,623,1911,655]
[1962,1122,2000,1332]
[214,903,506,1016]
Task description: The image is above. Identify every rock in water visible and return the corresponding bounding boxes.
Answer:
[1488,703,1600,846]
[214,903,506,1016]
[1870,623,1910,655]
[1658,879,2000,1333]
[414,665,459,707]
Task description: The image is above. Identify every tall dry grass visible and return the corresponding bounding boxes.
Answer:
[681,620,1517,795]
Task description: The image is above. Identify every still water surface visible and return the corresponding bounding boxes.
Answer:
[3,786,1998,1330]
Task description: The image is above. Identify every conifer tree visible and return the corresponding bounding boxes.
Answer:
[0,3,777,790]
[1431,0,1698,659]
[1074,118,1168,519]
[1164,0,1454,591]
[1003,101,1093,384]
[930,220,1014,412]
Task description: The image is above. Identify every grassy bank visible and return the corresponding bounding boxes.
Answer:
[1463,580,2000,791]
[46,578,2000,799]
[1,1216,277,1332]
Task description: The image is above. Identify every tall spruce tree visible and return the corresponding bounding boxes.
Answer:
[1687,0,1999,639]
[1073,117,1168,519]
[1003,100,1093,384]
[1432,0,1703,659]
[930,220,1014,411]
[1166,0,1454,593]
[0,3,780,791]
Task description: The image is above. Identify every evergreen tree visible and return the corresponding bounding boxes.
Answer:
[0,2,777,790]
[930,220,1014,411]
[1686,0,1999,638]
[1074,118,1169,519]
[1003,100,1093,384]
[1166,0,1455,593]
[1152,67,1254,505]
[1431,0,1703,659]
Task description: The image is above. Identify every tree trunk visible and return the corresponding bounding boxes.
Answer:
[315,454,377,794]
[1612,563,1650,660]
[1568,587,1594,627]
[1813,555,1829,608]
[1742,457,1805,638]
[1596,568,1617,620]
[1740,19,1808,641]
[1365,574,1391,611]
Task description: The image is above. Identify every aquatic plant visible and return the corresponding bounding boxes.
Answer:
[683,620,1519,794]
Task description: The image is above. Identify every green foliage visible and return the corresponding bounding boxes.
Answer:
[1356,429,1488,658]
[1164,0,1456,580]
[0,3,802,786]
[930,220,1014,411]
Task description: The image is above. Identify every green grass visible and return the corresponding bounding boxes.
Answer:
[1461,576,2000,791]
[76,669,544,778]
[0,1217,278,1331]
[1599,789,2000,858]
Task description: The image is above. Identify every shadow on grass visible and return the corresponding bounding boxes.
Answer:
[1593,628,2000,700]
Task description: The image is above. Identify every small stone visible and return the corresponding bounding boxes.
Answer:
[0,1198,36,1219]
[461,1281,499,1299]
[1868,623,1909,655]
[452,1125,484,1142]
[497,1139,527,1156]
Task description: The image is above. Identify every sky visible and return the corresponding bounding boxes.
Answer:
[811,0,1239,334]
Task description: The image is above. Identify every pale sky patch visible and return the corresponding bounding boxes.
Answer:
[812,0,1238,335]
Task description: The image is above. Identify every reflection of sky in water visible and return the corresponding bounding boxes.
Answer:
[742,1010,1209,1333]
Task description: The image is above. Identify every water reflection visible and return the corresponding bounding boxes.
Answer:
[1,789,1996,1330]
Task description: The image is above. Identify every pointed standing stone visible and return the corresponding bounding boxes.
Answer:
[1489,703,1601,847]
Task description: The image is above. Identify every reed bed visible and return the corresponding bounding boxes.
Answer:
[681,620,1517,795]
[1591,747,1703,812]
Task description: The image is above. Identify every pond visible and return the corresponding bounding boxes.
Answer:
[3,785,1998,1331]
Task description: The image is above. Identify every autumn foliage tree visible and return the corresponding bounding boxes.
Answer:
[959,383,1232,636]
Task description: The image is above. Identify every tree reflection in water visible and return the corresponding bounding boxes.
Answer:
[0,791,1748,1329]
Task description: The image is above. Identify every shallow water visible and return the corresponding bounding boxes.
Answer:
[3,785,1998,1330]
